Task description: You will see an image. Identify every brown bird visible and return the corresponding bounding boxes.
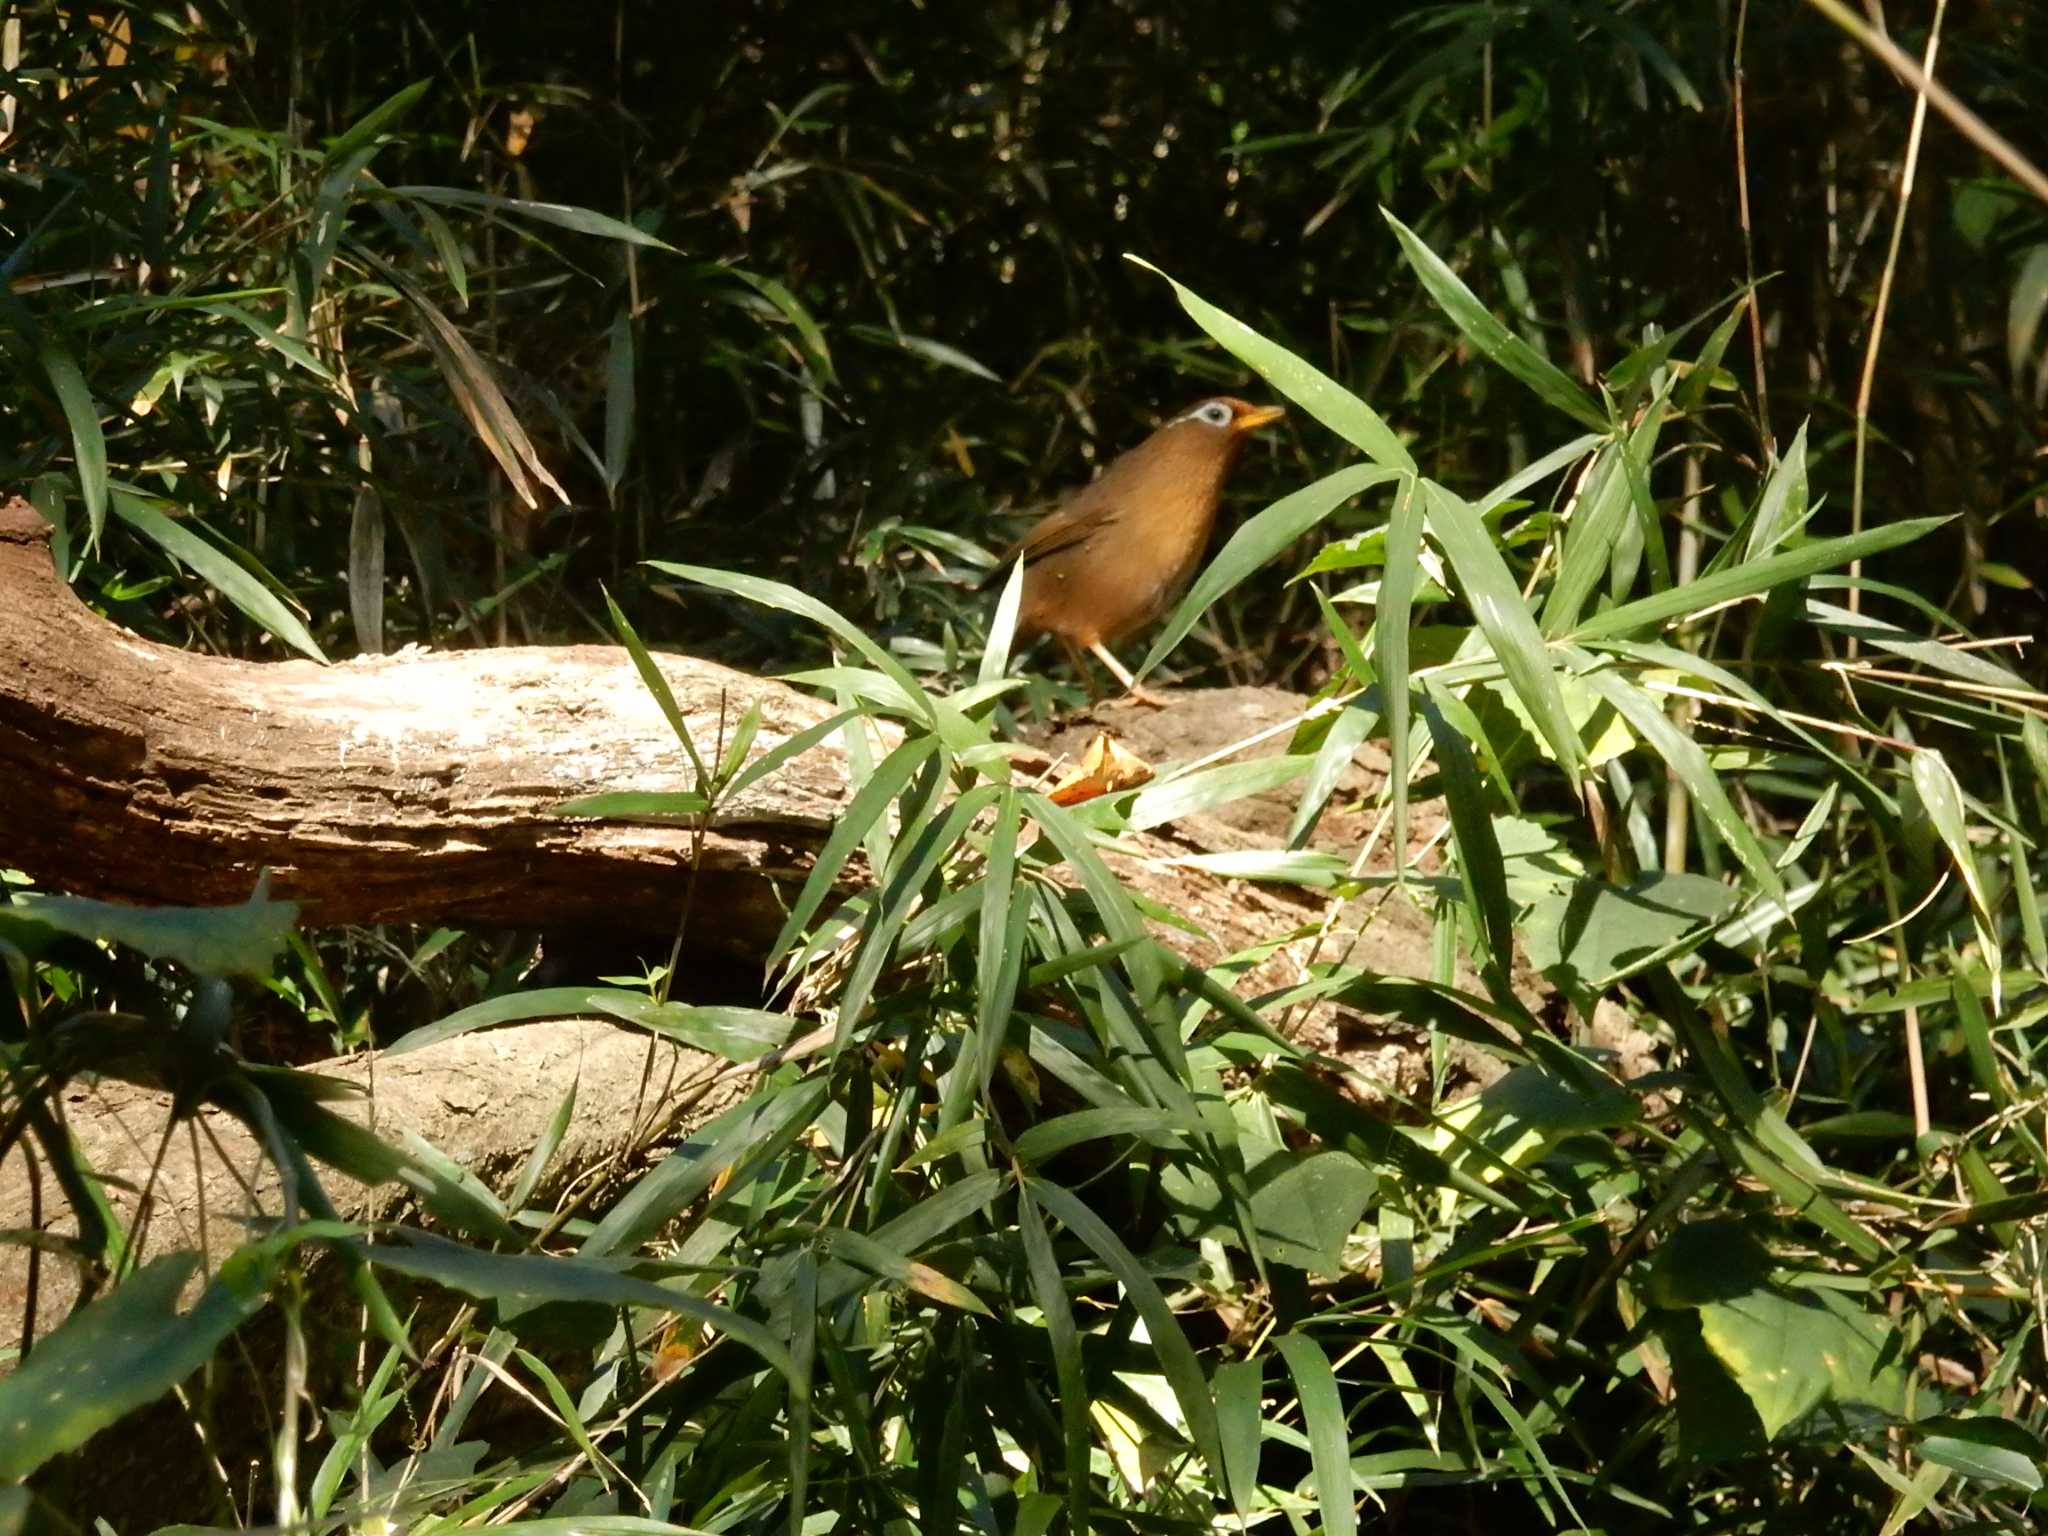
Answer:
[993,396,1284,702]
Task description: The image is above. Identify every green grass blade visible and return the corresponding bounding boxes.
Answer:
[1382,210,1606,430]
[649,561,934,725]
[1125,257,1414,470]
[1423,480,1585,783]
[1027,1177,1223,1482]
[1139,463,1402,680]
[1275,1333,1357,1536]
[1570,517,1951,641]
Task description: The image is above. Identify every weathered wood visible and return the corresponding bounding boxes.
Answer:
[1,497,853,955]
[0,493,1661,1370]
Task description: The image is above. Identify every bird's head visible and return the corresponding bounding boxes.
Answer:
[1169,396,1286,437]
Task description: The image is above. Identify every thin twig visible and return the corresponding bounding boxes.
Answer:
[1869,823,1932,1138]
[1731,0,1772,457]
[1665,445,1705,871]
[1804,0,2048,206]
[1848,0,1948,635]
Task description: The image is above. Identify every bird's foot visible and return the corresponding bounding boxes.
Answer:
[1084,641,1175,710]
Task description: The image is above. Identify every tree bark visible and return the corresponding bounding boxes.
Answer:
[0,493,1659,1366]
[1,497,851,958]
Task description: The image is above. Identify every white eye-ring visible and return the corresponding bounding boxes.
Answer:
[1189,401,1233,428]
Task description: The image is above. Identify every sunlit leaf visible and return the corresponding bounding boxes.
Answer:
[1126,257,1414,469]
[0,1249,273,1479]
[1382,210,1606,429]
[1275,1334,1357,1536]
[1571,517,1951,640]
[1140,464,1402,679]
[392,185,678,249]
[1424,481,1586,784]
[16,879,298,979]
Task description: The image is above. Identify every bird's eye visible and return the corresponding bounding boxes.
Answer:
[1199,402,1232,426]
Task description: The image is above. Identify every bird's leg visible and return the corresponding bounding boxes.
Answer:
[1057,638,1102,705]
[1087,642,1169,709]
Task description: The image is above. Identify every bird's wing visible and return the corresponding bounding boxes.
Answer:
[992,490,1124,572]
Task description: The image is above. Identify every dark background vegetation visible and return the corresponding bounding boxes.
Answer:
[14,1,2044,681]
[7,1,2048,1531]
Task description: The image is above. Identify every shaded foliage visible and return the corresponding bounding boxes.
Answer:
[6,3,2048,1535]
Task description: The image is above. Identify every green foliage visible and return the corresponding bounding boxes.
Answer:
[7,5,2048,1535]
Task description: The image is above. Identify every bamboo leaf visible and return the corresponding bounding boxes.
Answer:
[580,1076,829,1256]
[1574,658,1787,910]
[980,558,1025,689]
[0,1251,271,1479]
[977,791,1027,1096]
[362,248,566,509]
[109,489,328,662]
[1126,257,1414,469]
[1423,684,1515,982]
[766,734,939,977]
[1012,1106,1193,1163]
[1424,481,1585,783]
[649,562,934,725]
[1570,517,1951,641]
[1912,749,1992,929]
[1382,210,1607,429]
[1028,1178,1223,1481]
[1214,1359,1264,1523]
[392,185,677,249]
[1018,1184,1091,1536]
[1745,420,1810,561]
[1369,477,1427,872]
[602,588,710,780]
[1287,694,1378,848]
[323,79,432,164]
[30,321,108,549]
[603,306,636,497]
[1140,464,1402,679]
[1275,1333,1357,1536]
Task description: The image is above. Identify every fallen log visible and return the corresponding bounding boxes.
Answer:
[1,497,849,956]
[0,494,1658,1366]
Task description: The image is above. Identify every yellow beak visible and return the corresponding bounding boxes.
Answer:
[1232,404,1286,433]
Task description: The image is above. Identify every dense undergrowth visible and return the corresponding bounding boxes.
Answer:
[5,4,2048,1533]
